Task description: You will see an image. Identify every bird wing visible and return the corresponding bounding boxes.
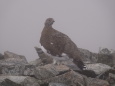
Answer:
[50,31,69,50]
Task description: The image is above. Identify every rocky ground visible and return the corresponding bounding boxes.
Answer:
[0,47,115,86]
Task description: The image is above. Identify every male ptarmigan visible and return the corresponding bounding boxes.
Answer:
[40,18,85,70]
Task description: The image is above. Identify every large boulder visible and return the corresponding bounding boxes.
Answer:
[86,63,111,75]
[97,48,115,67]
[42,70,86,86]
[0,76,26,86]
[1,63,25,75]
[0,51,28,75]
[29,58,43,66]
[99,48,111,55]
[22,76,40,86]
[4,51,28,64]
[35,64,70,80]
[86,77,109,86]
[78,48,98,63]
[49,83,68,86]
[97,54,114,67]
[0,76,40,86]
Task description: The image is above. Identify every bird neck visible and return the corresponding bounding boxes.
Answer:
[44,25,53,29]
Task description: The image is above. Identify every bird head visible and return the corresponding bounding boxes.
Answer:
[44,18,55,27]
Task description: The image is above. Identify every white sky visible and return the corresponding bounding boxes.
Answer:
[0,0,115,61]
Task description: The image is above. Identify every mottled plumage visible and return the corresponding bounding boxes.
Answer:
[40,18,85,70]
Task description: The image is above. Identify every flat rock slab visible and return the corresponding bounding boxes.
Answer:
[42,70,85,86]
[86,77,109,86]
[4,51,28,64]
[49,82,68,86]
[0,76,26,84]
[22,76,40,86]
[86,63,111,75]
[35,64,70,80]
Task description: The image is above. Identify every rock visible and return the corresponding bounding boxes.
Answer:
[23,64,36,76]
[35,64,58,80]
[4,51,28,64]
[1,79,22,86]
[42,70,85,86]
[86,77,109,86]
[1,63,25,75]
[35,64,70,80]
[86,63,111,75]
[0,76,26,86]
[78,48,92,63]
[112,53,115,67]
[49,82,68,86]
[78,48,98,63]
[97,54,114,67]
[22,76,40,86]
[97,48,115,67]
[0,76,40,86]
[108,73,115,85]
[0,53,4,60]
[99,48,111,55]
[76,70,97,78]
[29,58,43,66]
[0,51,28,75]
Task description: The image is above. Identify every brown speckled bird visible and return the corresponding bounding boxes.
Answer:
[40,18,86,70]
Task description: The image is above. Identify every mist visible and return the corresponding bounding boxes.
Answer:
[0,0,115,61]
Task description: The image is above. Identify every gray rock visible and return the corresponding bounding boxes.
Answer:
[99,48,111,55]
[0,53,4,60]
[0,51,28,75]
[23,76,40,86]
[86,63,111,75]
[4,51,28,64]
[1,63,25,75]
[112,53,115,67]
[0,76,26,86]
[0,79,22,86]
[78,48,92,62]
[97,53,114,67]
[43,70,85,86]
[86,77,109,86]
[0,76,40,86]
[35,64,69,80]
[97,48,115,67]
[29,58,43,66]
[49,82,68,86]
[78,48,98,63]
[107,73,115,85]
[23,64,36,76]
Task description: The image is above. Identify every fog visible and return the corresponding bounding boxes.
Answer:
[0,0,115,61]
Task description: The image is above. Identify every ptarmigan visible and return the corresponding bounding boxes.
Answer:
[40,18,85,70]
